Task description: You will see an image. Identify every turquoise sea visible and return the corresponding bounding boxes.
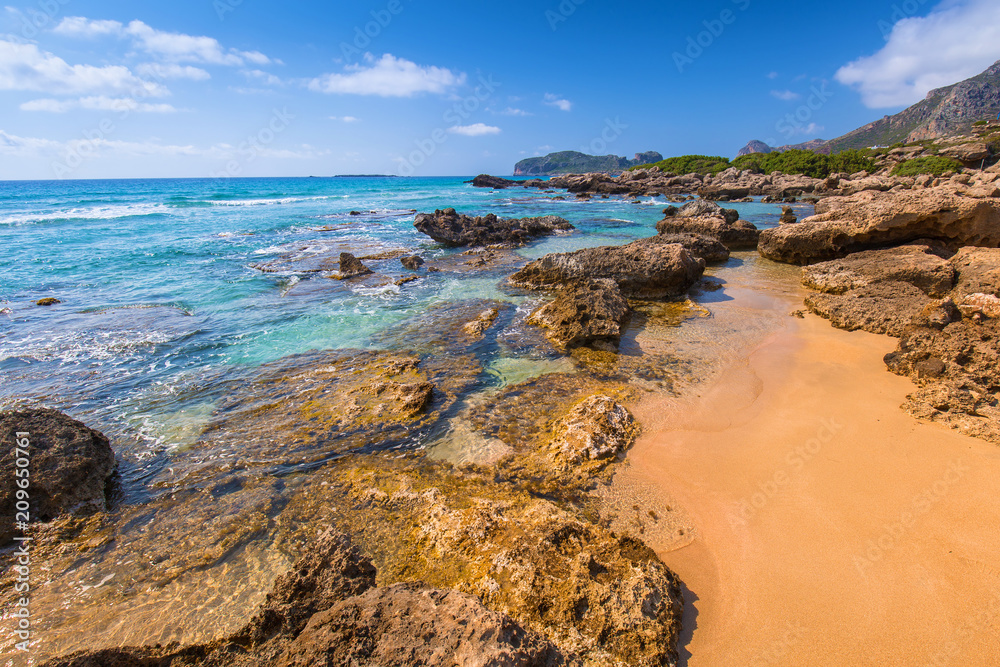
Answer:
[0,176,798,497]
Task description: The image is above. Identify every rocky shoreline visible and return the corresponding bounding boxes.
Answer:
[4,157,999,665]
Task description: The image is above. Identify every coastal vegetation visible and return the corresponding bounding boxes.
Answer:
[631,149,875,179]
[891,156,963,176]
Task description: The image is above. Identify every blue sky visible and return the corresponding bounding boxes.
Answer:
[1,0,999,179]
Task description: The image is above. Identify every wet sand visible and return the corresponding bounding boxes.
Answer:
[618,313,1000,666]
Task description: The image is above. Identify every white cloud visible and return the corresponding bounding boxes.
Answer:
[0,39,167,96]
[20,96,178,113]
[543,93,572,112]
[308,54,465,97]
[448,123,501,137]
[770,89,800,101]
[53,16,274,67]
[242,69,281,86]
[785,122,824,137]
[836,0,1000,108]
[767,71,779,79]
[330,116,359,122]
[52,16,124,37]
[137,63,211,81]
[498,107,532,116]
[0,129,325,161]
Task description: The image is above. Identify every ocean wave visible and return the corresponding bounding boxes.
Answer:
[0,203,171,225]
[0,329,178,364]
[206,196,333,207]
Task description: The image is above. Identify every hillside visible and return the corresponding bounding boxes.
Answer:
[820,59,1000,154]
[736,138,827,157]
[514,150,663,176]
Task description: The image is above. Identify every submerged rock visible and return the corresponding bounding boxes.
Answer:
[400,254,424,270]
[336,252,373,279]
[414,208,574,247]
[0,409,116,544]
[510,237,705,299]
[43,529,568,667]
[36,297,61,306]
[527,279,631,351]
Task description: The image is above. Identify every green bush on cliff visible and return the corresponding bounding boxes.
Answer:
[632,155,731,175]
[732,149,875,179]
[974,120,988,126]
[891,156,963,176]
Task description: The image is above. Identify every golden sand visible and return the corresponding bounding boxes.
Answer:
[616,313,1000,665]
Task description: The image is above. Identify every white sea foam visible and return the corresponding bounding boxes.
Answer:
[0,203,171,225]
[208,196,332,207]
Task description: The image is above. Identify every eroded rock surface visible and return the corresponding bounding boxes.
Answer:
[510,238,705,299]
[528,279,631,351]
[760,186,1000,264]
[0,409,116,543]
[415,208,574,247]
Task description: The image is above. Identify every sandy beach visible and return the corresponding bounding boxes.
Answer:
[617,312,1000,666]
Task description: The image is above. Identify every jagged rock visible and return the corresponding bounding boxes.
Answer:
[655,216,760,250]
[655,233,730,263]
[469,174,522,189]
[759,187,1000,264]
[801,245,956,298]
[337,253,373,279]
[949,247,1000,298]
[527,279,631,350]
[510,238,705,298]
[414,208,574,247]
[400,255,424,270]
[0,409,116,544]
[546,395,639,467]
[804,281,933,336]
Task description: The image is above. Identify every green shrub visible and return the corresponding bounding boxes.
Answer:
[633,154,731,175]
[974,120,988,127]
[891,156,963,177]
[731,149,876,179]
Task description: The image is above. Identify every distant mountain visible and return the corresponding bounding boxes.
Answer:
[514,151,663,176]
[820,59,1000,154]
[736,138,828,157]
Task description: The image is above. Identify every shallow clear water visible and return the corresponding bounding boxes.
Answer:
[1,176,803,495]
[1,176,815,661]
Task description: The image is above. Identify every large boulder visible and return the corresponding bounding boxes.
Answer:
[509,237,705,298]
[414,208,574,247]
[759,187,1000,265]
[801,244,956,298]
[0,409,116,543]
[527,279,631,351]
[655,216,760,250]
[655,233,730,263]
